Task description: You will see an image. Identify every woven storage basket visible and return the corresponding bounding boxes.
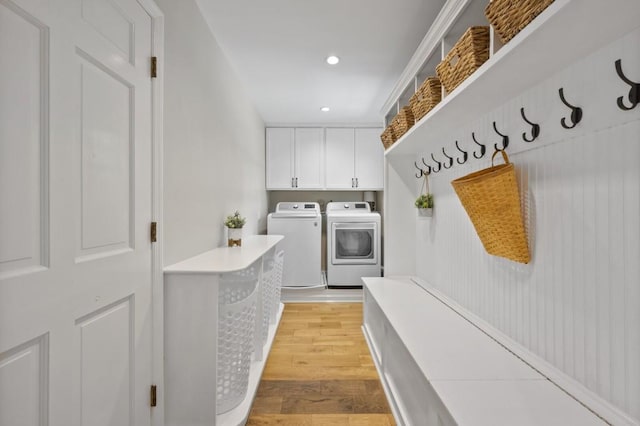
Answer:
[380,125,396,149]
[451,150,530,264]
[409,77,442,122]
[436,26,490,94]
[391,106,415,140]
[485,0,554,44]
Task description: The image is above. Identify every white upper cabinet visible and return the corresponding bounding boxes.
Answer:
[267,126,382,190]
[294,128,324,189]
[266,128,295,189]
[266,127,324,189]
[324,128,384,190]
[354,128,384,190]
[325,128,356,189]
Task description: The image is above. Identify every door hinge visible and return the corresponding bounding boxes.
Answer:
[150,56,157,78]
[150,385,157,407]
[150,222,157,243]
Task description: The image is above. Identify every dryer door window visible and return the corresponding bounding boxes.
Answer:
[331,222,378,265]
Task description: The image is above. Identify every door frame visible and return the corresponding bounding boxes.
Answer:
[135,1,165,425]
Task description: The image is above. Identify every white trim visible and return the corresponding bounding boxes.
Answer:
[136,1,164,425]
[379,0,471,116]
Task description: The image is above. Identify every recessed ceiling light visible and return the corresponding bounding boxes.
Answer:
[326,55,340,65]
[320,106,330,112]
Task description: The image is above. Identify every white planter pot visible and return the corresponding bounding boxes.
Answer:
[227,227,243,246]
[417,208,433,217]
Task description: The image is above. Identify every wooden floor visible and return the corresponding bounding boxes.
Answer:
[247,303,395,426]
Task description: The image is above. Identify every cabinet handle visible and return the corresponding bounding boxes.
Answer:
[295,177,298,188]
[356,177,359,188]
[351,178,354,188]
[291,177,294,188]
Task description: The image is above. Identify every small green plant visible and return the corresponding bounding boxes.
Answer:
[415,193,434,209]
[224,211,246,228]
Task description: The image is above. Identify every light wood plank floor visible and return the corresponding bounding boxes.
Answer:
[247,303,395,426]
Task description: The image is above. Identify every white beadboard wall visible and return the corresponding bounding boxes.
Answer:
[409,28,640,421]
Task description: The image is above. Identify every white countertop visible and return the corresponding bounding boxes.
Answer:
[164,235,284,274]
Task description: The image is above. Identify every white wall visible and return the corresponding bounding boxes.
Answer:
[158,0,267,266]
[387,28,640,421]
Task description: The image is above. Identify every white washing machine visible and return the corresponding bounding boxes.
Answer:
[267,202,323,288]
[326,202,381,287]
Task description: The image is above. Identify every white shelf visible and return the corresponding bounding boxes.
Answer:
[385,0,640,158]
[164,235,283,274]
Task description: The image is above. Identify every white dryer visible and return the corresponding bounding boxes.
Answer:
[267,202,323,288]
[326,202,381,287]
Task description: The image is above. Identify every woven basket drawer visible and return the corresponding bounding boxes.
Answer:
[409,77,442,122]
[380,125,396,150]
[485,0,554,44]
[436,26,490,94]
[391,106,415,140]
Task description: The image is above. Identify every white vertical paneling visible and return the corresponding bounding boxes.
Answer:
[409,28,640,422]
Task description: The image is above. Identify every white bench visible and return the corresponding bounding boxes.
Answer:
[362,277,606,426]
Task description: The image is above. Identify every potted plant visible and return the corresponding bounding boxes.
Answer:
[415,193,434,217]
[224,211,246,247]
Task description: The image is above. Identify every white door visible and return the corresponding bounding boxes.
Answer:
[265,127,294,189]
[0,0,154,425]
[294,128,324,189]
[355,128,384,190]
[325,128,355,189]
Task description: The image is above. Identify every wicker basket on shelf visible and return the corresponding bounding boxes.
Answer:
[436,26,490,94]
[485,0,554,44]
[409,77,442,122]
[380,125,396,149]
[391,106,415,141]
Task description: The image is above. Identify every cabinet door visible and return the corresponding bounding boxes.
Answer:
[294,128,324,189]
[325,128,355,189]
[266,128,295,189]
[355,128,384,190]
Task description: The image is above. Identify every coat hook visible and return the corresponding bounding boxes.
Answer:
[455,140,468,164]
[520,107,540,142]
[430,153,442,173]
[442,147,453,169]
[615,59,640,111]
[559,88,583,129]
[492,121,509,150]
[472,132,486,159]
[421,157,432,175]
[414,161,424,178]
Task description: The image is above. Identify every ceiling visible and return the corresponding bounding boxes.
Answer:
[196,0,446,125]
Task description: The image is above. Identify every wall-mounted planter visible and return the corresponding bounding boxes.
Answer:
[418,208,433,217]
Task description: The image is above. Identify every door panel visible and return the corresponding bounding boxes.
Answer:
[0,0,154,424]
[355,128,384,190]
[325,128,355,189]
[77,297,133,426]
[79,55,133,256]
[0,0,48,277]
[266,128,294,189]
[0,335,48,426]
[294,128,324,189]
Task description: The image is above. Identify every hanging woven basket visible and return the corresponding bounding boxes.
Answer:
[451,150,530,264]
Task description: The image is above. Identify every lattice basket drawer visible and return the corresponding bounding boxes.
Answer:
[260,248,276,344]
[270,250,285,324]
[217,259,260,414]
